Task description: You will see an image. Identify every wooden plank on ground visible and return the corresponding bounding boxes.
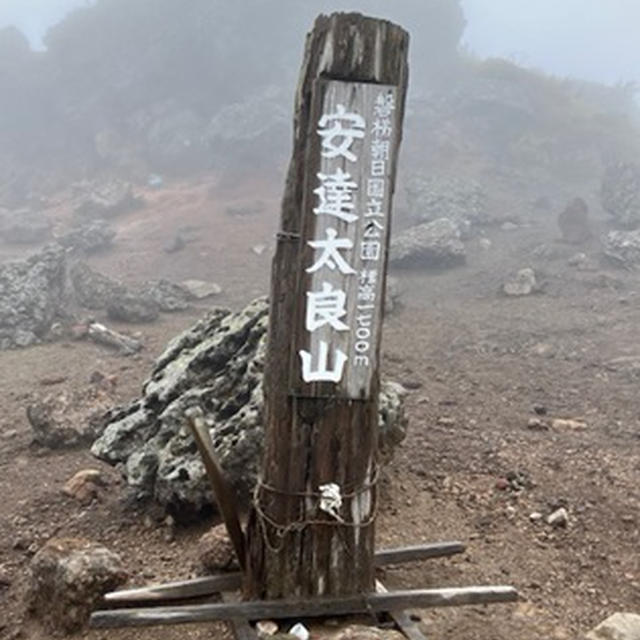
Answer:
[376,580,427,640]
[221,590,257,640]
[91,586,519,628]
[103,542,467,605]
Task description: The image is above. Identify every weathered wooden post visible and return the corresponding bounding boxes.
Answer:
[246,12,409,599]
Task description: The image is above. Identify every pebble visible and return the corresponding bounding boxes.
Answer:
[527,417,549,431]
[547,507,569,528]
[529,512,543,522]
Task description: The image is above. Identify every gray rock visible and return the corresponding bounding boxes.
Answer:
[390,218,466,269]
[601,162,640,229]
[180,279,223,299]
[26,538,127,633]
[70,261,126,310]
[585,612,640,640]
[27,390,113,449]
[0,244,67,349]
[91,298,408,521]
[140,279,190,312]
[503,268,538,296]
[107,292,159,323]
[405,175,489,234]
[74,179,142,220]
[604,229,640,269]
[547,507,569,528]
[57,219,116,253]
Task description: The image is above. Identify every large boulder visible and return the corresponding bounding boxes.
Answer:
[26,538,127,633]
[405,175,489,235]
[390,218,466,269]
[0,244,67,349]
[57,219,116,253]
[69,261,126,310]
[92,298,408,521]
[601,162,640,229]
[604,229,640,269]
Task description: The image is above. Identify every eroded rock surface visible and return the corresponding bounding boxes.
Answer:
[601,162,640,229]
[92,298,408,520]
[604,229,640,269]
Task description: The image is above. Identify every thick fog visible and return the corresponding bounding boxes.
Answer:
[2,0,640,85]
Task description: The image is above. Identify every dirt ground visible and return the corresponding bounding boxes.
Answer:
[0,173,639,639]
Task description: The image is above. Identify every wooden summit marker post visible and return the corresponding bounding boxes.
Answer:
[246,13,409,599]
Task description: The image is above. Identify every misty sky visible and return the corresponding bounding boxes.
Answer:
[1,0,639,86]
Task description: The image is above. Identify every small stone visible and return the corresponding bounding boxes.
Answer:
[194,524,238,574]
[547,507,569,528]
[63,469,106,504]
[529,512,543,522]
[551,418,587,431]
[2,429,18,440]
[533,405,547,415]
[527,417,549,431]
[252,244,267,255]
[501,221,519,231]
[256,620,279,638]
[495,478,509,491]
[179,279,222,299]
[479,238,492,250]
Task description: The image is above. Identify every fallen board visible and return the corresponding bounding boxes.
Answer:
[92,586,519,628]
[104,541,466,605]
[376,580,427,640]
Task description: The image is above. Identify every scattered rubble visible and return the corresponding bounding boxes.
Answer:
[91,298,408,520]
[390,218,466,269]
[26,538,127,633]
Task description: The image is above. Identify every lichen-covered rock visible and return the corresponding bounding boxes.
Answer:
[390,218,466,269]
[604,229,640,269]
[57,219,116,253]
[601,162,640,229]
[91,298,408,521]
[139,279,190,312]
[69,261,126,310]
[502,267,538,296]
[0,244,67,349]
[26,538,127,633]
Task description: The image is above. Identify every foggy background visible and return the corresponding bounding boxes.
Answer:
[2,0,639,86]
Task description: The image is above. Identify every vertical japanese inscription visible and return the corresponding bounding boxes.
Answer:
[291,79,398,399]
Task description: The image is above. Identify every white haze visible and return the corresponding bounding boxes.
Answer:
[0,0,639,86]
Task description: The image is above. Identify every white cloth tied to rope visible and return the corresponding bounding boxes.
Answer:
[318,483,343,520]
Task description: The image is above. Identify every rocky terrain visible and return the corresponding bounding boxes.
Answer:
[0,2,639,639]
